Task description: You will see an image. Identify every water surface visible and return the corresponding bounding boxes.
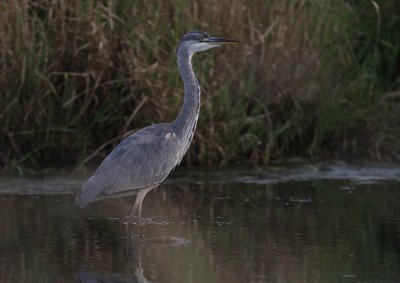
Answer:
[1,163,400,282]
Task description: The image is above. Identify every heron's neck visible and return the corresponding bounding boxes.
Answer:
[172,49,201,141]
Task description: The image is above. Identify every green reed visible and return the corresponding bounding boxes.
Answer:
[0,0,399,173]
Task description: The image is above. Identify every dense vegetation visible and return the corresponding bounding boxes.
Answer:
[1,0,399,173]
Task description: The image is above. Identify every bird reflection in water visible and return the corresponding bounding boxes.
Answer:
[75,236,189,283]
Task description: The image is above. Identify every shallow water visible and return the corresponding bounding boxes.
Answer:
[1,164,400,282]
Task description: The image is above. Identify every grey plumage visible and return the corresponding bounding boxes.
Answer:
[76,124,179,207]
[75,31,238,224]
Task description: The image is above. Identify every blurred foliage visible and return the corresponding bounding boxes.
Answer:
[0,0,399,172]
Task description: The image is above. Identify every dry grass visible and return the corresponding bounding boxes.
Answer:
[0,0,399,173]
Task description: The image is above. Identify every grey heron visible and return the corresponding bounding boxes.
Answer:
[75,31,239,225]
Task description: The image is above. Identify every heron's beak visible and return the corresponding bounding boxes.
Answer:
[204,37,240,46]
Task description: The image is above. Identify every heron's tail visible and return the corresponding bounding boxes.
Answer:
[75,175,106,208]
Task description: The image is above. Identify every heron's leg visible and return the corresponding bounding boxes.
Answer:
[128,200,140,224]
[128,188,151,225]
[137,201,143,226]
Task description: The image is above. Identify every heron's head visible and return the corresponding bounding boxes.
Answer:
[177,31,239,54]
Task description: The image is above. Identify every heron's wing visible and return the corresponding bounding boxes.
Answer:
[100,124,181,192]
[76,124,180,207]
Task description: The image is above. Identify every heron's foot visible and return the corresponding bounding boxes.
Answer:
[124,215,139,225]
[125,213,144,226]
